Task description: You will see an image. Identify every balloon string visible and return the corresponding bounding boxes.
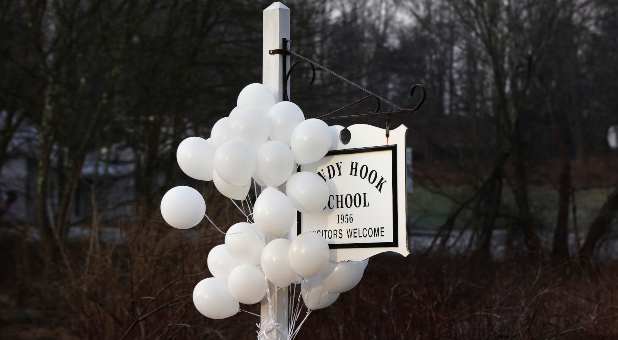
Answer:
[241,308,260,317]
[288,291,303,340]
[288,283,296,333]
[289,283,297,331]
[241,200,251,222]
[290,310,312,340]
[230,199,250,219]
[253,180,260,198]
[289,283,304,339]
[245,198,254,220]
[245,199,254,222]
[290,289,297,334]
[292,289,300,332]
[246,182,255,211]
[258,284,283,340]
[294,295,303,331]
[203,213,226,235]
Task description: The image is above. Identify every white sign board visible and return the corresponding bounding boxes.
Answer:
[297,124,409,261]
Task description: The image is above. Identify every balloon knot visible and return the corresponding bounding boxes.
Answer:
[256,320,283,340]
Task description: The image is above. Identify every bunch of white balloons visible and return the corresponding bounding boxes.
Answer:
[160,83,368,321]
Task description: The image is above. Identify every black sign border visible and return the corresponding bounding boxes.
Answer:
[296,144,399,249]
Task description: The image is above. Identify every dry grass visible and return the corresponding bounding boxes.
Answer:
[305,256,618,340]
[2,215,618,339]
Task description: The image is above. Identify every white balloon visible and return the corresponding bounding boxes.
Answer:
[213,170,250,200]
[176,137,216,181]
[255,141,295,187]
[228,106,243,119]
[237,83,276,114]
[289,232,330,278]
[290,119,332,164]
[312,251,339,279]
[210,117,231,148]
[214,139,256,186]
[316,260,336,279]
[261,239,299,287]
[225,222,265,266]
[253,174,266,188]
[268,101,305,144]
[301,277,339,310]
[329,125,344,150]
[160,186,205,229]
[228,106,271,144]
[359,258,369,271]
[286,172,329,213]
[193,277,239,319]
[227,264,267,304]
[207,244,242,279]
[253,187,296,238]
[322,260,368,293]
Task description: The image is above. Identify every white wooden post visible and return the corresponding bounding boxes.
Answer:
[263,2,290,100]
[261,2,290,340]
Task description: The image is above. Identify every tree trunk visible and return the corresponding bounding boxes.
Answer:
[477,169,503,256]
[36,86,55,263]
[579,188,618,260]
[55,155,86,238]
[552,153,571,259]
[136,117,162,222]
[552,117,573,260]
[511,117,542,256]
[475,153,509,257]
[55,94,103,237]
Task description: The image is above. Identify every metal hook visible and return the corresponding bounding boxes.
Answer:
[385,117,390,139]
[373,96,381,113]
[286,60,316,87]
[400,84,426,112]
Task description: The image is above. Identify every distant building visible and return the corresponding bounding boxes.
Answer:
[0,112,136,225]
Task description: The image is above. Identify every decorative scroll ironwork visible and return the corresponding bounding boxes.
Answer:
[269,38,426,123]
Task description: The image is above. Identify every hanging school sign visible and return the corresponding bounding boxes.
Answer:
[297,124,410,261]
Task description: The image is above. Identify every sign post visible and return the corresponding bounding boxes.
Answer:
[260,3,409,338]
[261,2,290,340]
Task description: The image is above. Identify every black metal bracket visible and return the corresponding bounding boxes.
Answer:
[319,84,426,122]
[268,48,290,56]
[271,38,427,122]
[267,38,320,101]
[286,60,316,87]
[268,38,291,101]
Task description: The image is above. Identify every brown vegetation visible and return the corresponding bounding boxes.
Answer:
[2,220,618,340]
